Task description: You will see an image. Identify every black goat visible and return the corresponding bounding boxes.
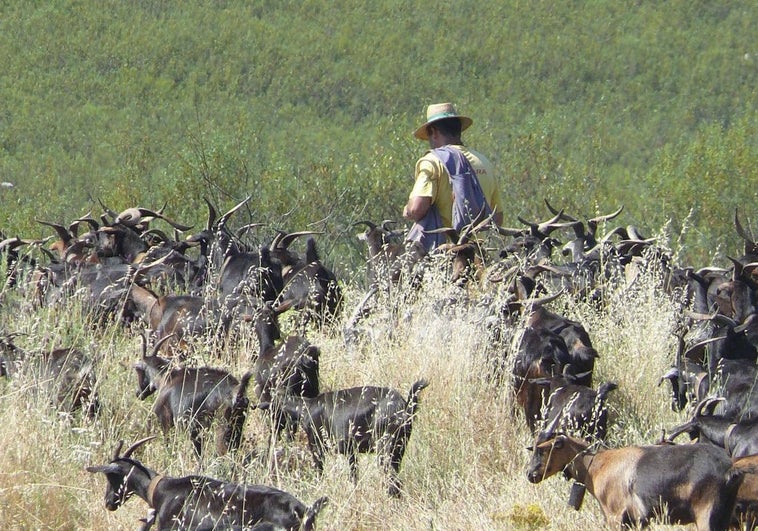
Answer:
[134,336,253,457]
[532,374,618,444]
[87,437,327,531]
[248,302,320,444]
[0,336,100,417]
[273,236,342,331]
[666,398,758,459]
[525,304,598,386]
[265,379,429,497]
[512,326,570,432]
[661,353,758,422]
[527,433,746,530]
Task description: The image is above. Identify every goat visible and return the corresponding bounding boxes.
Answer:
[527,433,745,530]
[524,304,598,386]
[354,220,409,287]
[248,301,320,444]
[506,272,598,386]
[274,236,343,330]
[264,379,429,497]
[134,336,253,457]
[0,337,100,417]
[661,346,758,421]
[512,326,571,432]
[666,398,758,459]
[87,436,327,531]
[532,373,618,444]
[128,285,235,355]
[732,454,758,531]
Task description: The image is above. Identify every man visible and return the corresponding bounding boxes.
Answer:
[403,102,503,251]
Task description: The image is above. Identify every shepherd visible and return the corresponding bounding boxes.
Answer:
[403,102,504,251]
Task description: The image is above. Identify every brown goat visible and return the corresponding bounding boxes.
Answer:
[87,436,327,531]
[527,434,745,530]
[732,454,758,530]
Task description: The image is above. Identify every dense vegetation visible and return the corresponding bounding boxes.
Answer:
[1,1,757,274]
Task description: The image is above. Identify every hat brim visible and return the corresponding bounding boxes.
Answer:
[414,116,473,140]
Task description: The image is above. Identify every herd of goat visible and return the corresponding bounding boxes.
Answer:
[0,196,756,530]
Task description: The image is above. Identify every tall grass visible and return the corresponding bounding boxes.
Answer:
[0,244,694,529]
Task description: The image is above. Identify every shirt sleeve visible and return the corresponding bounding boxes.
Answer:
[409,154,439,200]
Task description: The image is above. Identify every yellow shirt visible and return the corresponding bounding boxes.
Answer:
[409,145,502,229]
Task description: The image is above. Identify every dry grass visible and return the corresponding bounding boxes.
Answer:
[0,261,697,530]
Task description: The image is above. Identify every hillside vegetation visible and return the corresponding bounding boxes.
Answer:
[1,1,757,271]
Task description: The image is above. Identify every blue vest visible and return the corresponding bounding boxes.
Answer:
[407,146,492,251]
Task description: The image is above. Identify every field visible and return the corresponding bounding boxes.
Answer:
[0,234,709,530]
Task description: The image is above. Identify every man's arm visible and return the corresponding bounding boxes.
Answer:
[403,195,432,222]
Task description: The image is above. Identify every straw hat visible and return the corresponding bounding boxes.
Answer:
[413,102,473,140]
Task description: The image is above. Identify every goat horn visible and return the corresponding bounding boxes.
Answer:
[540,408,565,440]
[0,236,39,252]
[71,215,100,233]
[121,436,159,459]
[134,208,194,232]
[496,226,527,237]
[664,421,696,443]
[112,440,125,460]
[518,289,565,309]
[543,199,578,222]
[114,207,143,227]
[217,196,252,229]
[141,228,171,244]
[352,220,378,230]
[36,220,73,244]
[600,226,630,242]
[97,198,119,220]
[734,208,756,245]
[150,334,176,357]
[588,205,624,224]
[235,223,265,239]
[726,256,744,282]
[683,309,716,321]
[733,313,757,334]
[682,335,729,362]
[694,396,724,417]
[273,230,323,250]
[625,225,646,240]
[203,198,217,231]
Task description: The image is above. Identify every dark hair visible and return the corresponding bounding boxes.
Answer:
[427,117,462,138]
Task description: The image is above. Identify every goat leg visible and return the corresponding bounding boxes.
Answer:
[138,509,156,531]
